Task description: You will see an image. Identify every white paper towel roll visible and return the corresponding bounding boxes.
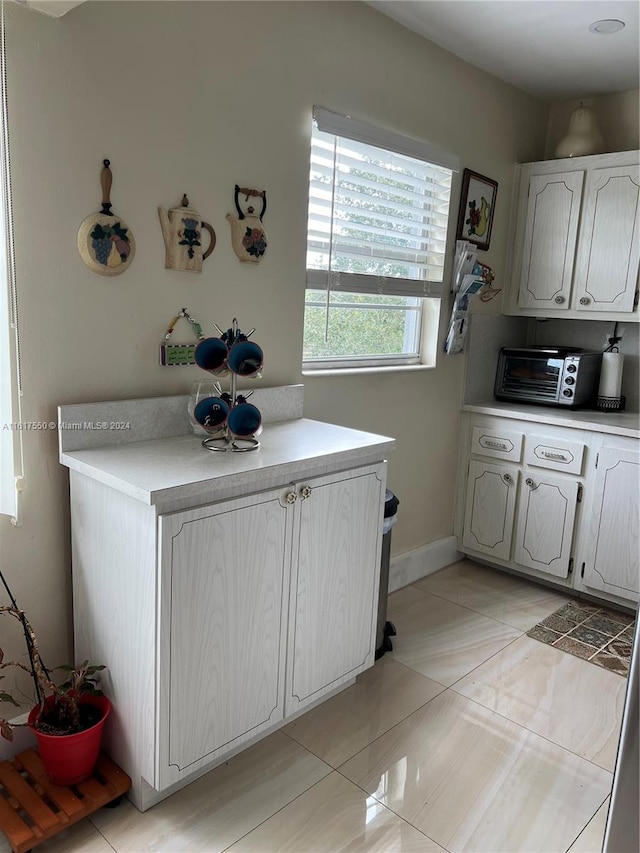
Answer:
[598,352,624,399]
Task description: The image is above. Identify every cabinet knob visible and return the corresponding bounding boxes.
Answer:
[526,477,536,488]
[579,296,591,305]
[554,295,565,304]
[300,486,312,500]
[286,491,298,504]
[503,473,512,484]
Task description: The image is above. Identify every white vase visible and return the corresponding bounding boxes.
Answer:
[555,103,605,158]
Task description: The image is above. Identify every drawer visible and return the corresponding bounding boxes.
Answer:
[524,434,585,475]
[471,426,523,462]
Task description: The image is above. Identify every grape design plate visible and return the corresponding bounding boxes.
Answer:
[77,160,135,276]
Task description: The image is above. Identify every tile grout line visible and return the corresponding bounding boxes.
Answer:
[563,793,610,853]
[86,819,118,853]
[448,687,617,776]
[407,579,573,631]
[404,582,531,629]
[331,765,453,853]
[215,754,334,853]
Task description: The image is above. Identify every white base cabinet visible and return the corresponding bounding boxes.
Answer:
[286,467,383,716]
[457,412,639,607]
[69,460,386,809]
[157,488,291,790]
[581,443,640,601]
[462,460,518,561]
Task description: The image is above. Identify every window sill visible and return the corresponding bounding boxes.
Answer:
[302,363,435,378]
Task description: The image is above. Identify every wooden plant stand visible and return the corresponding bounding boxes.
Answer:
[0,749,131,853]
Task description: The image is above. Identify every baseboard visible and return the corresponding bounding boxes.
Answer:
[389,535,462,592]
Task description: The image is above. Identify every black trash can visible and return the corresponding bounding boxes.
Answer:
[375,489,399,660]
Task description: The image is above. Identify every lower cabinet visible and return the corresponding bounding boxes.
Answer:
[156,463,385,790]
[286,466,383,715]
[512,471,579,578]
[157,488,291,790]
[581,443,640,601]
[462,460,518,561]
[458,413,639,605]
[462,459,578,578]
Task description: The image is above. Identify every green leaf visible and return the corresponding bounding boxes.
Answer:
[0,692,18,706]
[0,721,13,741]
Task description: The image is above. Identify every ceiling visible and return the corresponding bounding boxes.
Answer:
[368,1,639,100]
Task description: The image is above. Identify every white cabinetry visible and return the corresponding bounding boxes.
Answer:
[69,453,386,808]
[462,460,518,561]
[157,488,291,790]
[156,463,384,791]
[507,151,640,320]
[461,430,579,581]
[457,411,639,606]
[512,471,578,578]
[581,442,640,603]
[286,467,383,715]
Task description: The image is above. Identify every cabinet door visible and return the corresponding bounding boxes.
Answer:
[583,446,640,601]
[286,464,385,716]
[518,171,584,311]
[573,164,640,313]
[513,471,578,578]
[462,460,518,561]
[157,489,291,790]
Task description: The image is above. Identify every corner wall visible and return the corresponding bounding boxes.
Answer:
[1,1,547,670]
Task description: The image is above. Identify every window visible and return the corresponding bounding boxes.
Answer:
[0,6,23,524]
[303,107,458,371]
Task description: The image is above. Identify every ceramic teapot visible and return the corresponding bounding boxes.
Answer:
[226,186,268,264]
[158,195,216,273]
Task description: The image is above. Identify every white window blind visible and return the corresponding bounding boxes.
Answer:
[0,2,23,524]
[307,107,458,298]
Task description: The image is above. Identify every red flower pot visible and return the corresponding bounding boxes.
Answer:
[28,694,111,786]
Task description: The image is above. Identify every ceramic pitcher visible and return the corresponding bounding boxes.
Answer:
[158,195,216,272]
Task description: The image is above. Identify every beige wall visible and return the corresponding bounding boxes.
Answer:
[545,89,640,159]
[0,1,547,671]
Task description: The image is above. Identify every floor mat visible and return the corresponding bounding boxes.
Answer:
[527,600,636,676]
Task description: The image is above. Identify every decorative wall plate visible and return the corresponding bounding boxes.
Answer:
[77,160,135,276]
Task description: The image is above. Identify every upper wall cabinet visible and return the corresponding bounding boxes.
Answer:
[505,151,640,321]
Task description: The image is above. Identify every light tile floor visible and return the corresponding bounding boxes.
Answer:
[1,559,628,853]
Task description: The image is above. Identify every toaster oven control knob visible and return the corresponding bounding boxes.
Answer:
[566,364,577,373]
[565,376,575,385]
[555,295,565,304]
[563,388,574,397]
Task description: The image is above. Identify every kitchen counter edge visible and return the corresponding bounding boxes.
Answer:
[463,402,640,439]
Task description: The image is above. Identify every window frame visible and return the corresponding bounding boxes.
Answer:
[303,107,458,372]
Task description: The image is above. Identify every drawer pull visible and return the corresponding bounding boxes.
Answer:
[286,491,298,504]
[526,477,536,488]
[300,486,312,500]
[555,295,565,304]
[542,451,566,461]
[484,440,507,449]
[503,473,512,484]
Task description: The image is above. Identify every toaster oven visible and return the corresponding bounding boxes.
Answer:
[494,347,602,408]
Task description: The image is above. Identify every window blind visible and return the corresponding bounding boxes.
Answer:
[307,107,458,298]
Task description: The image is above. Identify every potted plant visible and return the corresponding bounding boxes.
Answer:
[0,586,109,786]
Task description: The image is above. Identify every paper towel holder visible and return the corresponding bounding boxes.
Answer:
[596,336,625,411]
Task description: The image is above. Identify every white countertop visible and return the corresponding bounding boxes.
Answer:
[60,418,395,505]
[464,401,640,438]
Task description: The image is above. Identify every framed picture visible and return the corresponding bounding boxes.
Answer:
[455,169,498,252]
